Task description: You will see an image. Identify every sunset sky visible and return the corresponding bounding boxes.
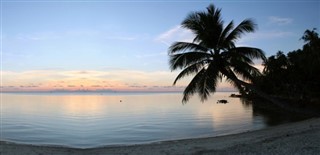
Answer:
[1,0,319,92]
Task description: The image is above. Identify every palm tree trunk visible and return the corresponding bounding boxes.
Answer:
[220,68,319,116]
[231,78,288,109]
[232,75,319,116]
[227,74,287,109]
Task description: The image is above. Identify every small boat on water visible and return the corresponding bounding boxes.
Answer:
[217,99,228,104]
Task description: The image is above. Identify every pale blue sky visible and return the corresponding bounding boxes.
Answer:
[1,0,320,91]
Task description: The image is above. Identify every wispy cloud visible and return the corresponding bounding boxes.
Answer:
[238,30,295,44]
[268,16,293,25]
[155,25,194,46]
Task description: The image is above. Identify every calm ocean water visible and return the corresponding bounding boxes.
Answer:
[0,92,296,148]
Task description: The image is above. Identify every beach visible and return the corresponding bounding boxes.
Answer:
[1,117,319,155]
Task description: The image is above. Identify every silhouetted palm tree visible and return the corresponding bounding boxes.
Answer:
[301,28,319,45]
[169,4,266,102]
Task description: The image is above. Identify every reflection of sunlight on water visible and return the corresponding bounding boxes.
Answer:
[60,96,108,116]
[189,95,253,130]
[211,100,252,129]
[2,92,266,148]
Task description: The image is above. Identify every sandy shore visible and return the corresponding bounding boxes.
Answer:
[1,118,320,155]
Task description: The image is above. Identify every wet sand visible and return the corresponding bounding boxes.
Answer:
[1,118,319,155]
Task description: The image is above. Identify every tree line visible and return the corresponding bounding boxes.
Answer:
[255,29,320,104]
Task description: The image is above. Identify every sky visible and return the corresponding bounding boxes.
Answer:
[1,0,320,92]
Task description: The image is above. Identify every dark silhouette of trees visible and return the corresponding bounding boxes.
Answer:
[257,29,320,100]
[168,4,266,102]
[259,51,290,94]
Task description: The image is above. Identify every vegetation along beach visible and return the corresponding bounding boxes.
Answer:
[1,1,319,155]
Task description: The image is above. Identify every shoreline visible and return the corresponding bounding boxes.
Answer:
[1,118,320,155]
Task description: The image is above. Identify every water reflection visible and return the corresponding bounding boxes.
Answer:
[240,98,307,126]
[61,96,106,116]
[1,92,304,148]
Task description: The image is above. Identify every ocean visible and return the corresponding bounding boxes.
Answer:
[0,92,293,148]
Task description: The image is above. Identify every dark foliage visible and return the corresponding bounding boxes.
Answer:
[256,29,320,99]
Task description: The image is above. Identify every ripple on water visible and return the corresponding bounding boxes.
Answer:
[1,92,282,148]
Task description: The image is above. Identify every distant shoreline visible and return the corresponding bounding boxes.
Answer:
[0,90,183,94]
[0,91,237,96]
[1,90,237,93]
[1,118,319,155]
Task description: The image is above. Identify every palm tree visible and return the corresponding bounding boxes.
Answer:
[301,28,319,46]
[169,4,266,103]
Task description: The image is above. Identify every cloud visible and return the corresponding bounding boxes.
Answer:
[62,70,107,77]
[129,85,147,88]
[155,25,194,46]
[19,85,38,88]
[268,16,293,25]
[238,30,294,44]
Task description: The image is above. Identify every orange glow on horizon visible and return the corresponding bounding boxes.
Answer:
[1,69,236,92]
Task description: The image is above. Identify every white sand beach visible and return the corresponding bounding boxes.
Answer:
[1,118,319,155]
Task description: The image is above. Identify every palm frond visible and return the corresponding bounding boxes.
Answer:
[181,4,224,49]
[234,47,266,61]
[226,47,266,62]
[169,42,208,54]
[224,51,263,82]
[196,63,219,102]
[169,52,211,70]
[173,62,205,85]
[221,67,247,94]
[224,19,257,44]
[206,4,223,26]
[218,21,234,49]
[182,12,202,35]
[222,50,254,65]
[198,10,223,48]
[182,63,219,103]
[232,62,262,82]
[182,68,206,103]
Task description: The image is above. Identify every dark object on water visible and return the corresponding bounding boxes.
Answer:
[217,100,228,104]
[230,94,242,98]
